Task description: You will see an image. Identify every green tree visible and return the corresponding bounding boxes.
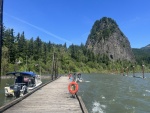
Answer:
[1,46,9,75]
[3,29,16,63]
[18,32,27,60]
[34,36,42,61]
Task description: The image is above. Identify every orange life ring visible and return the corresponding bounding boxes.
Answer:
[68,81,79,94]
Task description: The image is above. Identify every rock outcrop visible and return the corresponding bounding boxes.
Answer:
[86,17,135,62]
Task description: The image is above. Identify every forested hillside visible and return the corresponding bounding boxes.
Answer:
[132,46,150,66]
[1,28,110,74]
[1,27,150,75]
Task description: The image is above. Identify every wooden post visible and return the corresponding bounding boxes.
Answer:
[126,67,128,76]
[132,65,135,77]
[56,58,58,78]
[39,65,41,76]
[51,53,55,80]
[0,0,3,79]
[54,53,57,79]
[142,64,145,78]
[122,68,124,76]
[52,52,58,80]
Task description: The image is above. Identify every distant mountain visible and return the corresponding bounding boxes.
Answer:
[132,44,150,64]
[133,44,150,58]
[85,17,135,62]
[132,48,150,57]
[141,44,150,50]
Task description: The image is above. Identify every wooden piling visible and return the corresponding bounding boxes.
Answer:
[142,64,145,78]
[126,67,128,76]
[132,65,135,77]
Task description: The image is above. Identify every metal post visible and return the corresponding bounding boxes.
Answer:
[0,0,3,79]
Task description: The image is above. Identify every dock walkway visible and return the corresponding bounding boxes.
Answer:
[3,76,83,113]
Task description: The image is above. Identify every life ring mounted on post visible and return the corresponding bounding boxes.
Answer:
[68,81,79,94]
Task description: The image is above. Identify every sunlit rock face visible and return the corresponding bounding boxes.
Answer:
[86,17,135,62]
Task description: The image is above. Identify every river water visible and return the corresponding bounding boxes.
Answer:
[0,78,15,107]
[78,73,150,113]
[1,73,150,113]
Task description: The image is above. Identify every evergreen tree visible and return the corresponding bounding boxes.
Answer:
[28,37,34,57]
[3,29,16,63]
[34,36,42,61]
[1,27,150,74]
[18,32,26,60]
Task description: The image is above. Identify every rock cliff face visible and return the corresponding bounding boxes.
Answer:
[86,17,135,62]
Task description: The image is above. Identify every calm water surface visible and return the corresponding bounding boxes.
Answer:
[78,73,150,113]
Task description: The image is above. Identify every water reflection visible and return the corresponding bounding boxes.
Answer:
[0,78,15,107]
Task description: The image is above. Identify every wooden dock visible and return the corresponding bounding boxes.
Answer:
[2,76,88,113]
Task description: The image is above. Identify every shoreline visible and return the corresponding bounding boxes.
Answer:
[0,75,51,79]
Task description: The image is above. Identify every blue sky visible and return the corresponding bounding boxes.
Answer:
[3,0,150,48]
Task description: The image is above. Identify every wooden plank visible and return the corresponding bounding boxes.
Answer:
[3,77,83,113]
